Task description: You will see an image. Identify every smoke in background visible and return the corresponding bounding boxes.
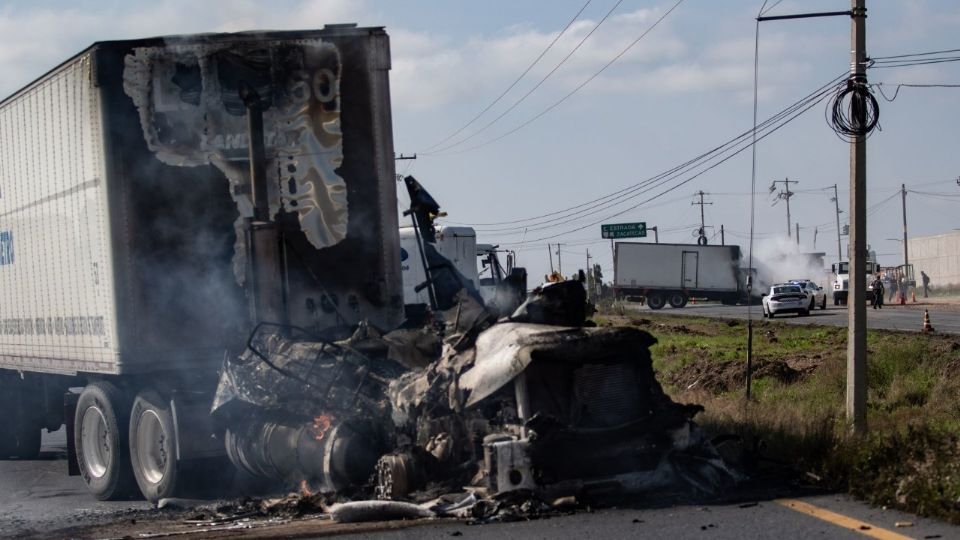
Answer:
[751,237,830,291]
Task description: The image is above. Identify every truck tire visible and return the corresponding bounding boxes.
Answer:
[647,293,666,310]
[130,389,180,502]
[668,293,688,308]
[75,381,138,500]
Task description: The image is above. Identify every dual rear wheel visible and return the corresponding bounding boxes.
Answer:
[75,383,181,502]
[646,292,688,310]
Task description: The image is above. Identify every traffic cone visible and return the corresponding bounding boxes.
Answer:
[912,289,917,303]
[922,309,935,333]
[691,297,696,305]
[900,291,906,305]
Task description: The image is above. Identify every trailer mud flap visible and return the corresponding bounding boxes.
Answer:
[64,391,80,476]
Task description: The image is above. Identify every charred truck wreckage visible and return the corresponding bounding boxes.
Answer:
[0,26,735,513]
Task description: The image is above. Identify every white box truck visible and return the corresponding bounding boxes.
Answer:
[614,243,746,309]
[0,26,402,501]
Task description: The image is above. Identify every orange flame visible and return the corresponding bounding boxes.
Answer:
[311,414,335,442]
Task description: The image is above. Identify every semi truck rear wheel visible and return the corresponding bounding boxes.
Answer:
[75,381,138,500]
[668,293,688,308]
[129,389,180,503]
[646,293,666,310]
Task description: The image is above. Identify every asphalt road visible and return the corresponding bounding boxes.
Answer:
[0,429,153,538]
[628,300,960,334]
[337,495,958,540]
[3,431,958,539]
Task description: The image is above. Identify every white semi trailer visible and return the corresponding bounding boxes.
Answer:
[0,27,403,501]
[613,243,748,309]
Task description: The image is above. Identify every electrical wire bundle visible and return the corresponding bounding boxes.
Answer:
[828,77,879,141]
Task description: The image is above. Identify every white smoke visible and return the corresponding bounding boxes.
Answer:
[750,237,830,292]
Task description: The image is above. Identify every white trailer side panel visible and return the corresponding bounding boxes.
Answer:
[0,54,119,374]
[614,243,739,291]
[615,244,683,289]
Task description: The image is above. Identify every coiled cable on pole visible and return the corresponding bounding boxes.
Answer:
[827,76,880,141]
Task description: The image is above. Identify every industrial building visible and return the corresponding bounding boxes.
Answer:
[908,231,960,288]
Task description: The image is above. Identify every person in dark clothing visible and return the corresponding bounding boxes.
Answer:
[871,277,885,309]
[921,271,931,298]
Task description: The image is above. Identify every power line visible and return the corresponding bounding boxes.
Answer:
[872,82,960,102]
[460,193,691,233]
[758,0,786,17]
[449,71,847,230]
[425,0,686,156]
[418,0,594,153]
[492,83,833,245]
[464,79,838,241]
[868,56,960,69]
[422,0,626,155]
[870,47,960,61]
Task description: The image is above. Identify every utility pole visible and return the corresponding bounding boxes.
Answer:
[651,226,659,244]
[755,0,870,433]
[814,226,818,248]
[720,224,725,245]
[847,0,868,435]
[556,244,562,275]
[831,184,843,264]
[586,249,593,301]
[771,178,798,238]
[692,190,712,245]
[901,183,909,270]
[547,244,554,274]
[795,223,800,246]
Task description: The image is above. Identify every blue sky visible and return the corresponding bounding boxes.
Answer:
[1,0,958,281]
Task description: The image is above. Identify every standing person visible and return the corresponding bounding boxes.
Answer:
[871,276,885,309]
[921,270,931,298]
[887,270,898,303]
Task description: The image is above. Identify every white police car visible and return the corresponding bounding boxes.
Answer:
[762,283,810,318]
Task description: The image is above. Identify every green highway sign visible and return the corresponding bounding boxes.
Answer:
[601,222,647,239]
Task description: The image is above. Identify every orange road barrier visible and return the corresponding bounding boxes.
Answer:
[922,309,935,333]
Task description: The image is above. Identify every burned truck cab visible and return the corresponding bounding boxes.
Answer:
[381,281,735,503]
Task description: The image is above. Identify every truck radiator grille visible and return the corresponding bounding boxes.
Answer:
[572,363,642,428]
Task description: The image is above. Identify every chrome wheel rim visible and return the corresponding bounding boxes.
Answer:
[81,407,110,479]
[136,410,167,485]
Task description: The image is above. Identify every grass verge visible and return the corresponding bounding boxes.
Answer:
[597,313,960,523]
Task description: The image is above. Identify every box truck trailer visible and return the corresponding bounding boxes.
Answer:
[0,26,402,501]
[0,26,732,510]
[613,243,746,309]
